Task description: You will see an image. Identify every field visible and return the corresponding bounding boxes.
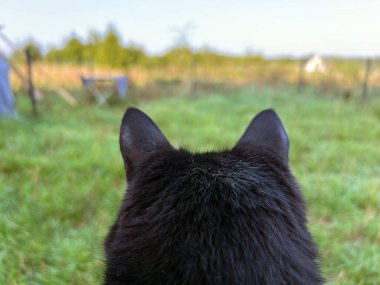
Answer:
[1,87,380,284]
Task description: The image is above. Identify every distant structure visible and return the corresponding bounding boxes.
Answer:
[0,25,15,116]
[0,56,15,116]
[305,55,327,73]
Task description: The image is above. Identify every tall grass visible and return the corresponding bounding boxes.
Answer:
[1,88,379,284]
[10,59,380,96]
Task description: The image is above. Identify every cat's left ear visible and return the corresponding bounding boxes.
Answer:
[119,107,172,173]
[233,109,289,163]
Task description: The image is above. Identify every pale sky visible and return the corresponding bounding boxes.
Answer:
[1,0,379,57]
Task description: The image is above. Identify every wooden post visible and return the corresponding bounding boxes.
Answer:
[297,58,305,93]
[26,47,37,116]
[88,59,94,77]
[362,58,371,102]
[190,53,197,98]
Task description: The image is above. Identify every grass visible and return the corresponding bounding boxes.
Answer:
[1,87,379,284]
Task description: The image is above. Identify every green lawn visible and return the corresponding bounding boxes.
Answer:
[1,88,379,284]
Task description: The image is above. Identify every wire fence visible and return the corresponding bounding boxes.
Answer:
[7,55,380,102]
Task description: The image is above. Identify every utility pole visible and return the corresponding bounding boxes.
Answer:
[171,23,197,98]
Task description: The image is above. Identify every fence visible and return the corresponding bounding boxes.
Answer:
[8,57,380,101]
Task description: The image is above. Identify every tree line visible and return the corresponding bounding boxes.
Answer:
[10,26,266,68]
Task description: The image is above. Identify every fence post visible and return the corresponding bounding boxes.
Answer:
[190,53,197,98]
[26,48,37,116]
[297,58,305,93]
[362,58,372,102]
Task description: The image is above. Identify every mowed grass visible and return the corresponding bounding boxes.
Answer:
[1,88,379,285]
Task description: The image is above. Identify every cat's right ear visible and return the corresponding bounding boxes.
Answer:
[233,109,289,163]
[119,107,172,173]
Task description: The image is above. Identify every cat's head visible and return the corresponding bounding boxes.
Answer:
[104,108,321,285]
[119,107,289,180]
[116,107,303,240]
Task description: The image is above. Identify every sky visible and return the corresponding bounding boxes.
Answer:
[1,0,379,57]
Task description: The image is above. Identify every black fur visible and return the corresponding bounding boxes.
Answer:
[104,108,323,285]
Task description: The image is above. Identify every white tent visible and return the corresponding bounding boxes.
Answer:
[0,56,15,116]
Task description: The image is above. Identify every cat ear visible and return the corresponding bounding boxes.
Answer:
[120,107,172,171]
[234,109,289,163]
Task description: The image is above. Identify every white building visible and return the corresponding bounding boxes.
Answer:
[305,55,327,73]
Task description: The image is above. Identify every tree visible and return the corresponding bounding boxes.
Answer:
[45,35,84,63]
[160,46,193,67]
[94,26,123,67]
[83,30,102,62]
[62,36,84,63]
[43,26,147,67]
[120,45,146,67]
[11,40,42,62]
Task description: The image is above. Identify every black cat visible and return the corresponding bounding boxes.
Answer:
[104,107,323,285]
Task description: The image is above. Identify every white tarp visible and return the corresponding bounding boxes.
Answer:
[0,57,15,116]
